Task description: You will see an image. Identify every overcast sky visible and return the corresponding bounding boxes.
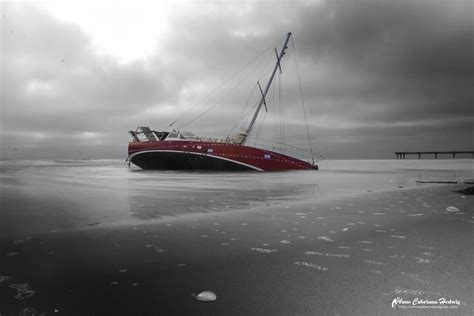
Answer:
[1,0,472,159]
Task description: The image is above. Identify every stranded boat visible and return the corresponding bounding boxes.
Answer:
[127,32,318,171]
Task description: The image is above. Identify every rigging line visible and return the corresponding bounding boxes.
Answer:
[291,36,315,165]
[272,73,279,143]
[253,108,267,146]
[170,37,283,130]
[177,47,275,130]
[279,70,284,144]
[226,82,259,138]
[273,72,280,143]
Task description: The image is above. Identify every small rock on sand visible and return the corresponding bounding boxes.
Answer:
[446,206,460,213]
[194,290,217,302]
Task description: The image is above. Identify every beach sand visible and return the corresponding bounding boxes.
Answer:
[0,184,472,315]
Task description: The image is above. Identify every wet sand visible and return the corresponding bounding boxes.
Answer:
[0,184,473,315]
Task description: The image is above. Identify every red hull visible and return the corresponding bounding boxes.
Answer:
[128,141,316,171]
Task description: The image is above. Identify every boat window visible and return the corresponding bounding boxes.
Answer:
[168,133,178,138]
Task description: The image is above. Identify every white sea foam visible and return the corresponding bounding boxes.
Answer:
[294,262,328,271]
[251,248,277,253]
[317,236,334,242]
[305,251,349,258]
[9,283,35,300]
[364,260,384,265]
[391,235,407,239]
[414,257,431,264]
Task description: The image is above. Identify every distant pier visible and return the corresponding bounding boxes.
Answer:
[395,151,474,159]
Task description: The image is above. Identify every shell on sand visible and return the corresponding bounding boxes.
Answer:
[194,290,217,302]
[446,206,460,213]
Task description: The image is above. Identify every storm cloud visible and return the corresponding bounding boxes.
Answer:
[1,0,472,159]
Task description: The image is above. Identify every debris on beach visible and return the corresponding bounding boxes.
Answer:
[8,283,36,300]
[194,290,217,302]
[446,206,460,213]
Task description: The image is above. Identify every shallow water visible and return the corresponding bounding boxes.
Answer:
[0,159,472,236]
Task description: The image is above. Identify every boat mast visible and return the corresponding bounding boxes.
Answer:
[240,32,292,145]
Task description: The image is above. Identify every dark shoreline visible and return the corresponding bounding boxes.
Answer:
[1,184,473,315]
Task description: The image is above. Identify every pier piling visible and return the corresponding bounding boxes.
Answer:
[394,151,474,159]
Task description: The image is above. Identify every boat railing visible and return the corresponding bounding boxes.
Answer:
[249,138,323,162]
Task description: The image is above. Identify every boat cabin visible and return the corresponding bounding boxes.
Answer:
[129,127,200,142]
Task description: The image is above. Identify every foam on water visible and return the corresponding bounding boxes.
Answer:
[294,262,328,271]
[251,248,278,253]
[305,251,349,258]
[317,236,334,242]
[9,283,35,300]
[364,260,384,265]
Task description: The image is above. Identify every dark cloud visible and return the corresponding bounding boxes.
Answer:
[1,0,472,159]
